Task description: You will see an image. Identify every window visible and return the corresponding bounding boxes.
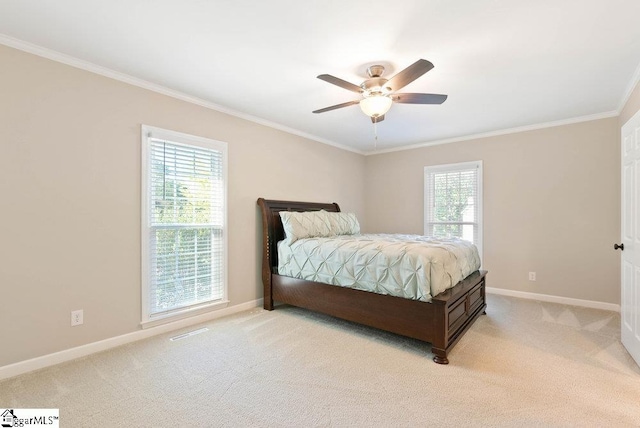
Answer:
[141,126,227,326]
[424,161,482,259]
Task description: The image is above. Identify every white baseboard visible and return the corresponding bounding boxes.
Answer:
[486,287,620,312]
[0,298,264,381]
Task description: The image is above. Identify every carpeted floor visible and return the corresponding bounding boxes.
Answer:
[2,294,640,427]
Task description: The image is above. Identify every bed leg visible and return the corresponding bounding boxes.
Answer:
[263,272,274,310]
[264,285,274,311]
[432,348,449,365]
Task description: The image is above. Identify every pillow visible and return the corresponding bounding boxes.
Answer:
[325,212,360,236]
[279,210,361,243]
[279,210,332,244]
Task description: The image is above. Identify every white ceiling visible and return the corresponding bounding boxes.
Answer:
[2,0,640,153]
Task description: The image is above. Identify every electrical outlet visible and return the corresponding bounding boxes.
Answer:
[529,272,536,281]
[71,310,83,326]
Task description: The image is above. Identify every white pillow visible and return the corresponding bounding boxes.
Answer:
[325,212,360,236]
[279,210,332,244]
[279,210,360,243]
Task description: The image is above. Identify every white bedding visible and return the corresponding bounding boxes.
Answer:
[277,234,481,302]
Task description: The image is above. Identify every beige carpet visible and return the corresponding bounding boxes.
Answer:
[2,294,640,427]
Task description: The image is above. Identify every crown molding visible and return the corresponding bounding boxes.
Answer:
[0,33,363,155]
[617,59,640,114]
[367,110,619,156]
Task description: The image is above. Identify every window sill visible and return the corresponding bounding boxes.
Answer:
[141,300,230,329]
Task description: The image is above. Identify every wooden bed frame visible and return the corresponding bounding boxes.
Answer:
[257,198,487,364]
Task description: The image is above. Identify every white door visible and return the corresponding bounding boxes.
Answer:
[621,110,640,367]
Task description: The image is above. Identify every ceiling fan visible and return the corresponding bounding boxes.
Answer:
[313,59,447,123]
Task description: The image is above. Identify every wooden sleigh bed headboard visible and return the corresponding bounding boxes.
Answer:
[256,197,487,364]
[257,198,340,273]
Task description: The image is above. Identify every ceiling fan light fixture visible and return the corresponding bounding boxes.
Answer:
[314,59,444,123]
[359,95,392,118]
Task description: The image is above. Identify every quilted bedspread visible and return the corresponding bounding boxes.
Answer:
[277,234,481,302]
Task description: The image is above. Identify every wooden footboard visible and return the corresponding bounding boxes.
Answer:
[271,270,486,364]
[257,198,487,364]
[429,270,487,363]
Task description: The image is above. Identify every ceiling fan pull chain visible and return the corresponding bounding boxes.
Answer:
[374,120,378,151]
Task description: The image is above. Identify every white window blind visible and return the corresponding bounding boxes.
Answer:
[424,161,482,257]
[142,126,227,324]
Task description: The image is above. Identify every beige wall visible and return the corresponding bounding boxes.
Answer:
[365,118,620,304]
[0,45,366,366]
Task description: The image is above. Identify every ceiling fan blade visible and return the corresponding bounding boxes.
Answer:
[312,100,360,114]
[384,59,434,92]
[317,74,363,93]
[393,93,447,104]
[371,115,385,123]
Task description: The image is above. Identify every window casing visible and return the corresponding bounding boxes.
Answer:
[424,161,483,261]
[141,126,228,326]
